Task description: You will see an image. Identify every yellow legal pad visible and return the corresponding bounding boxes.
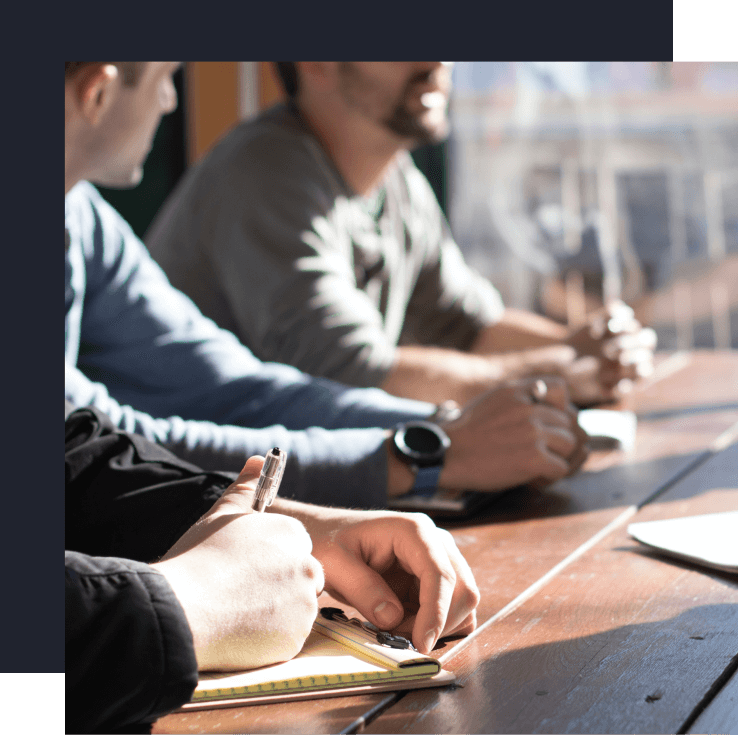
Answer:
[180,608,455,710]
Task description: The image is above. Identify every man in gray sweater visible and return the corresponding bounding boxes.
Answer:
[147,62,656,409]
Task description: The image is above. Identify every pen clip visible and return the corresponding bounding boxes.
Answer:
[319,607,416,651]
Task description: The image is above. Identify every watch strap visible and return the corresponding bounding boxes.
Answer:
[411,464,443,497]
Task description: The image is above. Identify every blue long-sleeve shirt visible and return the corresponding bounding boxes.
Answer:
[65,182,434,507]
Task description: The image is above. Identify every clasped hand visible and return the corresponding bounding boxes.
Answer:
[565,300,657,404]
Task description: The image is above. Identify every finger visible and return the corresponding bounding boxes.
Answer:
[441,609,477,639]
[602,300,636,334]
[617,347,656,369]
[537,423,578,460]
[233,455,266,486]
[603,329,657,357]
[533,403,578,430]
[214,455,267,513]
[531,440,571,481]
[394,519,457,654]
[520,376,571,412]
[535,376,571,411]
[309,555,326,598]
[566,355,600,379]
[435,530,480,638]
[600,361,639,385]
[566,431,590,475]
[322,549,406,631]
[601,352,654,383]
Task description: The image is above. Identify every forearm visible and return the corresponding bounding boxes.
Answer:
[470,308,569,354]
[380,345,506,405]
[269,435,415,506]
[378,342,574,407]
[66,361,424,507]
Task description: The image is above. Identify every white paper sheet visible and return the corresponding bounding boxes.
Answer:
[628,511,738,573]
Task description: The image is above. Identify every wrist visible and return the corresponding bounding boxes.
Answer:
[152,558,213,670]
[386,421,451,498]
[385,436,417,498]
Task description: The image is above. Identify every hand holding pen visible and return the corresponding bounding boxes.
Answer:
[252,447,286,512]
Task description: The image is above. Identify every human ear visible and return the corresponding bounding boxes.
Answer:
[77,64,119,125]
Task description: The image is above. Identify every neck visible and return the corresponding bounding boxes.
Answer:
[65,174,80,196]
[295,98,404,196]
[65,131,85,195]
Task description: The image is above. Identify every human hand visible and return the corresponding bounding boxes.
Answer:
[152,456,325,671]
[566,301,657,403]
[281,502,480,655]
[439,376,589,490]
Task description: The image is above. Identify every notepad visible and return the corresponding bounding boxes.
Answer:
[178,608,455,710]
[628,511,738,573]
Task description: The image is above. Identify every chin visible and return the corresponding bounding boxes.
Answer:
[98,168,144,190]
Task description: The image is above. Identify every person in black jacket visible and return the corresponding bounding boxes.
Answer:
[66,403,480,733]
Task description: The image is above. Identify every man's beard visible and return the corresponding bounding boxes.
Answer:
[382,71,449,146]
[337,63,450,147]
[382,102,449,146]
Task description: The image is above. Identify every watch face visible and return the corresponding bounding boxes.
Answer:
[393,421,450,467]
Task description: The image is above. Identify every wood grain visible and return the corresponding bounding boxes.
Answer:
[154,352,738,734]
[688,668,738,734]
[365,438,737,733]
[365,489,738,734]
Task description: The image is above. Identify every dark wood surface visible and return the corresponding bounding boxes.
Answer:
[690,668,738,734]
[365,451,738,734]
[154,351,738,734]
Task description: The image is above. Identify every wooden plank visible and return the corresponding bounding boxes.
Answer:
[628,350,738,415]
[452,352,738,521]
[364,489,738,734]
[153,691,398,734]
[688,668,738,734]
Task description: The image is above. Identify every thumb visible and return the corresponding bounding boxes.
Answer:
[211,455,265,514]
[233,455,266,487]
[326,552,405,631]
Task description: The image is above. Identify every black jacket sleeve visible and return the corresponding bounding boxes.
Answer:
[65,551,198,734]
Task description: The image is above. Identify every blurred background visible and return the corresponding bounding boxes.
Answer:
[100,62,738,352]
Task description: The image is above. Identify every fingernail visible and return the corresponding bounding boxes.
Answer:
[374,601,401,628]
[423,629,437,653]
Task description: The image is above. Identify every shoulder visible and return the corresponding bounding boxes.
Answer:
[198,104,341,198]
[65,182,147,270]
[65,182,136,250]
[66,181,134,235]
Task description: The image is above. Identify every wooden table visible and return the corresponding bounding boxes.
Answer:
[154,350,738,734]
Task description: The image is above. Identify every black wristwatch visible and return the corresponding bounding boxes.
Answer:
[392,420,451,497]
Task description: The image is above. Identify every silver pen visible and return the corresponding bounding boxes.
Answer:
[252,447,286,512]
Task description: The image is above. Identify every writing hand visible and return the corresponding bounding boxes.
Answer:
[153,456,324,671]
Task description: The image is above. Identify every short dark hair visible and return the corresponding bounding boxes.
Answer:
[274,62,298,98]
[65,62,143,86]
